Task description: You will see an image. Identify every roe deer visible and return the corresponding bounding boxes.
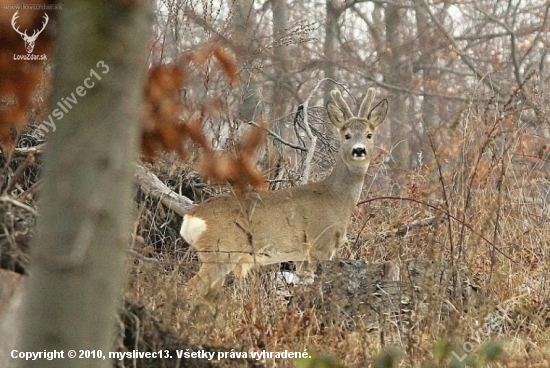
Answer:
[181,88,388,297]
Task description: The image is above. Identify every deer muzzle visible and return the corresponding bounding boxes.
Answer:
[351,145,367,160]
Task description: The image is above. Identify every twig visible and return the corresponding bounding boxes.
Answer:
[2,153,35,196]
[392,216,436,237]
[126,249,161,263]
[0,144,46,158]
[248,121,307,151]
[0,196,38,217]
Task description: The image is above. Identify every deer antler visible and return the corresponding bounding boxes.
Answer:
[358,87,376,118]
[330,89,353,120]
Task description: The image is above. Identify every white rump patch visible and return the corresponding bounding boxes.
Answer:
[180,215,207,245]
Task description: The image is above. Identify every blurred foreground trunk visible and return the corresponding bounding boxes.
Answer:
[17,2,151,368]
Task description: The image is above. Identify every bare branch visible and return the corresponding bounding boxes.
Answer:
[248,121,307,151]
[0,196,38,217]
[420,0,503,97]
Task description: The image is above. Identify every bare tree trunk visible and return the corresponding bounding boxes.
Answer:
[233,0,260,122]
[323,0,340,105]
[272,0,290,118]
[17,2,150,368]
[385,2,411,192]
[271,0,296,164]
[414,2,438,168]
[414,1,448,169]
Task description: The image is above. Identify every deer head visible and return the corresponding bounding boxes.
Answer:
[326,88,388,176]
[11,11,49,54]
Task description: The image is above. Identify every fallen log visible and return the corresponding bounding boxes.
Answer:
[289,259,480,331]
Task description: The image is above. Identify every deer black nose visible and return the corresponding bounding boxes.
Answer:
[352,146,367,157]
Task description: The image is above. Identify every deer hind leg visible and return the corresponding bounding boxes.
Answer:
[226,254,253,294]
[185,248,238,299]
[185,262,230,298]
[234,254,255,279]
[186,244,257,296]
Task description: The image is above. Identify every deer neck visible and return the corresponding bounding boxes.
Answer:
[322,152,368,207]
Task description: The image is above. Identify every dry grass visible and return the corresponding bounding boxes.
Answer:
[127,93,550,367]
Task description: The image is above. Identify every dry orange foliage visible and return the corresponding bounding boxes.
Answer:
[141,45,266,192]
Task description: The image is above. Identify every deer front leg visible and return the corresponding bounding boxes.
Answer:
[293,261,315,285]
[296,230,347,284]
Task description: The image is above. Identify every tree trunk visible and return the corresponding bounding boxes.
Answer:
[17,2,150,368]
[271,0,296,164]
[233,0,260,122]
[272,0,290,119]
[323,0,340,106]
[385,3,411,192]
[414,1,445,169]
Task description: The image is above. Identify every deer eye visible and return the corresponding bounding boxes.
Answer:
[366,133,373,139]
[344,133,351,140]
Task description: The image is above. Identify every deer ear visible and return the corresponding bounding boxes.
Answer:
[326,101,346,128]
[368,99,388,129]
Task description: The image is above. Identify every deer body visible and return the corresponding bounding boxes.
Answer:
[181,88,388,296]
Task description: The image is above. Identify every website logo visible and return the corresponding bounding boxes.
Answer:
[11,10,49,54]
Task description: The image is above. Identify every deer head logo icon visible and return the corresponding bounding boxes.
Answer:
[11,11,49,54]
